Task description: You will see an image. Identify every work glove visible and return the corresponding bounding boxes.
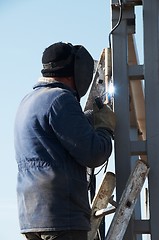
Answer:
[84,109,94,126]
[93,102,116,136]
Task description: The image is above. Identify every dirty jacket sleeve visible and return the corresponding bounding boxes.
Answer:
[49,90,112,168]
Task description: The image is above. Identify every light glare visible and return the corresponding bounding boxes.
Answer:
[108,82,115,95]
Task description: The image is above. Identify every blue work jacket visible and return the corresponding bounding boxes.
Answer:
[14,81,112,233]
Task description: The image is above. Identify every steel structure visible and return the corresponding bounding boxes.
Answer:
[111,0,159,239]
[84,0,159,239]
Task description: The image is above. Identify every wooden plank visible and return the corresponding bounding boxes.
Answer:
[88,172,116,240]
[128,34,146,140]
[105,160,149,240]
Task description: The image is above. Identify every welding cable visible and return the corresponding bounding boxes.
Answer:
[97,229,102,240]
[108,0,123,49]
[94,159,109,176]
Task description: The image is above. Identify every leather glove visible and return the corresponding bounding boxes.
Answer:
[93,102,116,134]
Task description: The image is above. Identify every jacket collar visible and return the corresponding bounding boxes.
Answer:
[33,78,79,100]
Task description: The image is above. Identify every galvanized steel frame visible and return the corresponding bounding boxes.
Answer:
[144,1,159,239]
[111,0,159,239]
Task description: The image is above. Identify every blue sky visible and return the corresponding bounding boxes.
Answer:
[0,1,143,239]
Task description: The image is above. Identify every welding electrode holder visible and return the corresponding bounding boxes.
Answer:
[94,96,104,109]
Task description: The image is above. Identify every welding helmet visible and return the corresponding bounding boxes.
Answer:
[41,42,94,98]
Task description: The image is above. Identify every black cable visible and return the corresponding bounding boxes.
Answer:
[108,0,123,49]
[94,160,109,176]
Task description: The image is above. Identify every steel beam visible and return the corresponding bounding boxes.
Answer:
[143,0,159,239]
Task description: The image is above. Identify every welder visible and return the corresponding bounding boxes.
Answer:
[14,42,116,240]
